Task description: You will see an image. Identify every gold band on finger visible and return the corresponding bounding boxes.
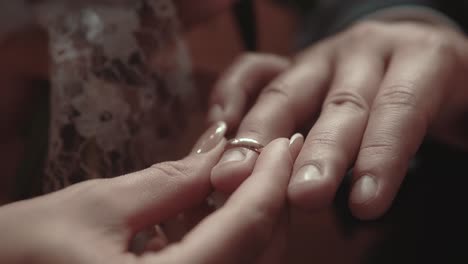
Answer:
[226,138,264,154]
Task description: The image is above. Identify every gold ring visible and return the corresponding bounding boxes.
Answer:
[226,138,264,154]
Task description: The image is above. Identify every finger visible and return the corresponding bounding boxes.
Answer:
[255,211,289,264]
[203,136,302,264]
[211,47,334,193]
[149,139,293,264]
[209,132,303,195]
[252,134,302,264]
[288,47,388,209]
[289,133,305,160]
[106,121,227,231]
[205,133,303,209]
[202,133,303,212]
[208,53,290,126]
[350,42,453,219]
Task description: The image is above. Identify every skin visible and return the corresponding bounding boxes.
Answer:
[3,2,465,261]
[209,19,468,220]
[1,2,300,262]
[0,132,299,264]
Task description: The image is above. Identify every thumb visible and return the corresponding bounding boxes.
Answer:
[107,122,227,231]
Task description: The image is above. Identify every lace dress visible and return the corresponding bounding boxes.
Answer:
[30,0,204,193]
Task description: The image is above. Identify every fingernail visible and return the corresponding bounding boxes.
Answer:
[351,175,378,205]
[218,147,248,164]
[207,104,224,123]
[291,165,322,185]
[289,133,304,160]
[192,121,227,154]
[289,133,304,146]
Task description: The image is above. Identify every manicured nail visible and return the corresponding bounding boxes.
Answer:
[351,175,378,205]
[207,104,224,123]
[289,133,304,159]
[192,121,227,154]
[289,133,304,146]
[291,165,322,185]
[218,147,248,164]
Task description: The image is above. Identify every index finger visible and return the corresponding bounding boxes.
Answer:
[210,47,333,193]
[150,138,293,264]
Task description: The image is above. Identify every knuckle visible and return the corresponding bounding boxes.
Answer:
[76,179,107,196]
[306,131,339,148]
[348,21,384,40]
[324,90,370,113]
[296,41,330,62]
[259,81,292,106]
[359,142,395,157]
[78,179,121,215]
[356,140,400,175]
[150,161,191,183]
[303,134,350,166]
[423,32,458,65]
[374,82,418,111]
[403,28,457,59]
[358,129,398,159]
[418,31,453,51]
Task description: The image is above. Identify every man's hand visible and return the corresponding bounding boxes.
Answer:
[208,20,468,220]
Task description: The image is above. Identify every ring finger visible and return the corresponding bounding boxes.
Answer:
[288,45,389,209]
[211,46,334,193]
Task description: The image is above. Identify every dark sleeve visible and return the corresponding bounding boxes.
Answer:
[297,0,468,47]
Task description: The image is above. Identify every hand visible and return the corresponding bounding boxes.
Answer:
[0,122,295,264]
[208,20,468,219]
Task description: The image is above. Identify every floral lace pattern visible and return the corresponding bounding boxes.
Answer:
[35,0,203,193]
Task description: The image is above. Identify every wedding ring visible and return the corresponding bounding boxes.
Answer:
[226,138,264,154]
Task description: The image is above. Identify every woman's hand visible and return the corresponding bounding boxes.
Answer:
[208,20,468,220]
[0,122,296,264]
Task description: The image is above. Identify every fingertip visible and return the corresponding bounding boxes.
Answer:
[287,160,340,210]
[210,139,293,194]
[177,139,293,264]
[258,138,292,162]
[210,149,258,194]
[191,121,227,156]
[289,133,304,160]
[348,176,392,220]
[349,198,389,220]
[288,175,337,210]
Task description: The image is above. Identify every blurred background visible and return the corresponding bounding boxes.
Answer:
[1,1,467,263]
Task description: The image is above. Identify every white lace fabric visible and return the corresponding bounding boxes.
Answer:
[34,0,204,193]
